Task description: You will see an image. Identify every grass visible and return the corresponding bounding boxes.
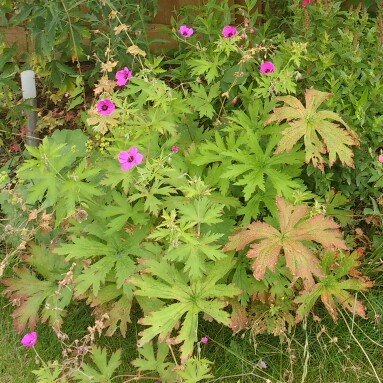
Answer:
[199,310,383,383]
[1,287,382,383]
[0,293,57,383]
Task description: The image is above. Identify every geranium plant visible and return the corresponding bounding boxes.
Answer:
[0,1,378,381]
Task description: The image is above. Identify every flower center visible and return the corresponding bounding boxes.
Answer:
[227,32,233,37]
[127,155,134,162]
[124,73,129,79]
[101,105,108,111]
[182,31,188,36]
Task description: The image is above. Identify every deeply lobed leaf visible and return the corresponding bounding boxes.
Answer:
[265,89,360,170]
[131,256,240,361]
[225,196,348,289]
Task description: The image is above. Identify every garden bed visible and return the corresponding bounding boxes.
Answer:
[1,1,383,382]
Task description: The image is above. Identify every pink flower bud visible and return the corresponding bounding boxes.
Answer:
[21,332,37,347]
[378,154,383,163]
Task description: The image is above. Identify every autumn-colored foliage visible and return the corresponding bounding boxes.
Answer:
[265,89,360,170]
[224,196,348,289]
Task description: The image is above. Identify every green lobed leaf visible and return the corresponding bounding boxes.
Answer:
[73,346,121,383]
[132,256,240,360]
[266,89,359,170]
[131,341,176,381]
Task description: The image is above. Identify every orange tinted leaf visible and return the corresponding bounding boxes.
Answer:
[229,301,249,333]
[283,241,323,287]
[247,239,282,280]
[223,222,280,252]
[266,89,360,170]
[296,250,373,322]
[294,215,348,249]
[225,197,348,289]
[276,195,308,232]
[305,88,332,111]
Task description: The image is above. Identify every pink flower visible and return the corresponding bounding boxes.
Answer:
[97,99,115,115]
[115,67,132,87]
[260,61,275,74]
[118,147,143,170]
[222,25,237,38]
[21,332,37,347]
[302,0,315,7]
[179,25,194,38]
[201,337,208,343]
[378,154,383,163]
[259,360,267,369]
[171,145,178,153]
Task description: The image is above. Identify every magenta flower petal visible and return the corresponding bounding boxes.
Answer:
[378,154,383,163]
[133,152,143,165]
[260,61,275,74]
[171,145,178,153]
[201,336,208,343]
[118,151,129,163]
[222,25,237,38]
[127,146,138,156]
[179,25,194,38]
[115,67,132,87]
[302,0,315,7]
[121,161,135,171]
[21,332,37,347]
[118,147,143,171]
[97,99,115,115]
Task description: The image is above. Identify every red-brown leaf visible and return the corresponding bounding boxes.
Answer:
[225,197,348,289]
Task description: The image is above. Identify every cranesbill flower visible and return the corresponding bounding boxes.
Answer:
[302,0,315,7]
[21,332,37,347]
[97,99,115,115]
[171,145,178,153]
[179,25,194,38]
[115,67,132,86]
[222,25,237,38]
[201,336,208,343]
[118,146,143,170]
[378,154,383,163]
[259,360,267,369]
[260,61,275,74]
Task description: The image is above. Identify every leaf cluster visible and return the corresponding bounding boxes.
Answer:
[2,243,75,333]
[224,196,372,323]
